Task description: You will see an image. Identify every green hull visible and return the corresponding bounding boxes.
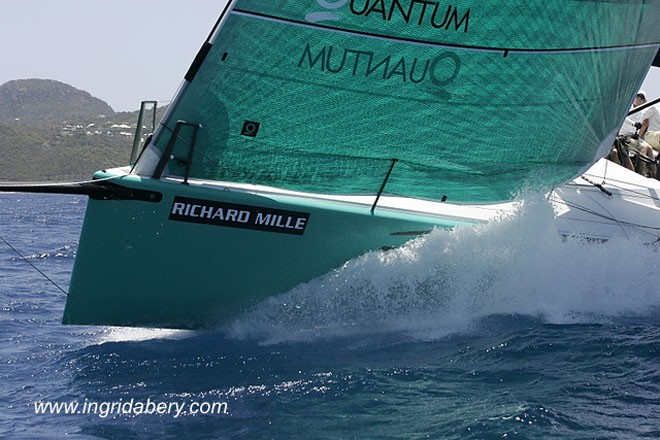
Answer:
[62,171,480,329]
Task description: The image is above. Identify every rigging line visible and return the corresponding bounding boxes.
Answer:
[580,189,630,239]
[628,96,660,116]
[0,235,68,296]
[233,9,660,56]
[594,180,660,203]
[157,121,200,147]
[154,121,212,166]
[567,174,660,203]
[550,195,660,234]
[0,174,122,189]
[580,175,613,196]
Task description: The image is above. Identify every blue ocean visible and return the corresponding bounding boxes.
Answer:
[2,193,660,439]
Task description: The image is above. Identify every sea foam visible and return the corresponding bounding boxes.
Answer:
[227,194,660,344]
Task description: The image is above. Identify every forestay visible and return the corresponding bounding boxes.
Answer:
[139,0,660,203]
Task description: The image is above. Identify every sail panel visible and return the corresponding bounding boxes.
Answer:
[145,0,660,203]
[237,1,658,51]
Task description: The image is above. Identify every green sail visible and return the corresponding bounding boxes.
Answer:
[142,0,660,202]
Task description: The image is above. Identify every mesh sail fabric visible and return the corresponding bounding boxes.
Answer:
[146,0,660,203]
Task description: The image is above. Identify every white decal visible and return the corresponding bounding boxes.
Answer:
[306,0,347,23]
[169,197,310,236]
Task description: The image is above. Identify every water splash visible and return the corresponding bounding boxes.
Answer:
[17,245,76,261]
[227,194,660,344]
[95,326,196,344]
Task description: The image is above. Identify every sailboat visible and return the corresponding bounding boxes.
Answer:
[2,1,660,329]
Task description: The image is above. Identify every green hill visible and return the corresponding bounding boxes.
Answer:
[0,79,114,126]
[0,79,165,181]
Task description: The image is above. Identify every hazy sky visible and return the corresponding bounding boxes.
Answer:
[1,0,227,111]
[1,1,659,111]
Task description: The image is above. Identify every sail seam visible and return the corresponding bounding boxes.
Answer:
[232,8,660,56]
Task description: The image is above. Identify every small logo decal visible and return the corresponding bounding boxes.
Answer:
[241,120,260,137]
